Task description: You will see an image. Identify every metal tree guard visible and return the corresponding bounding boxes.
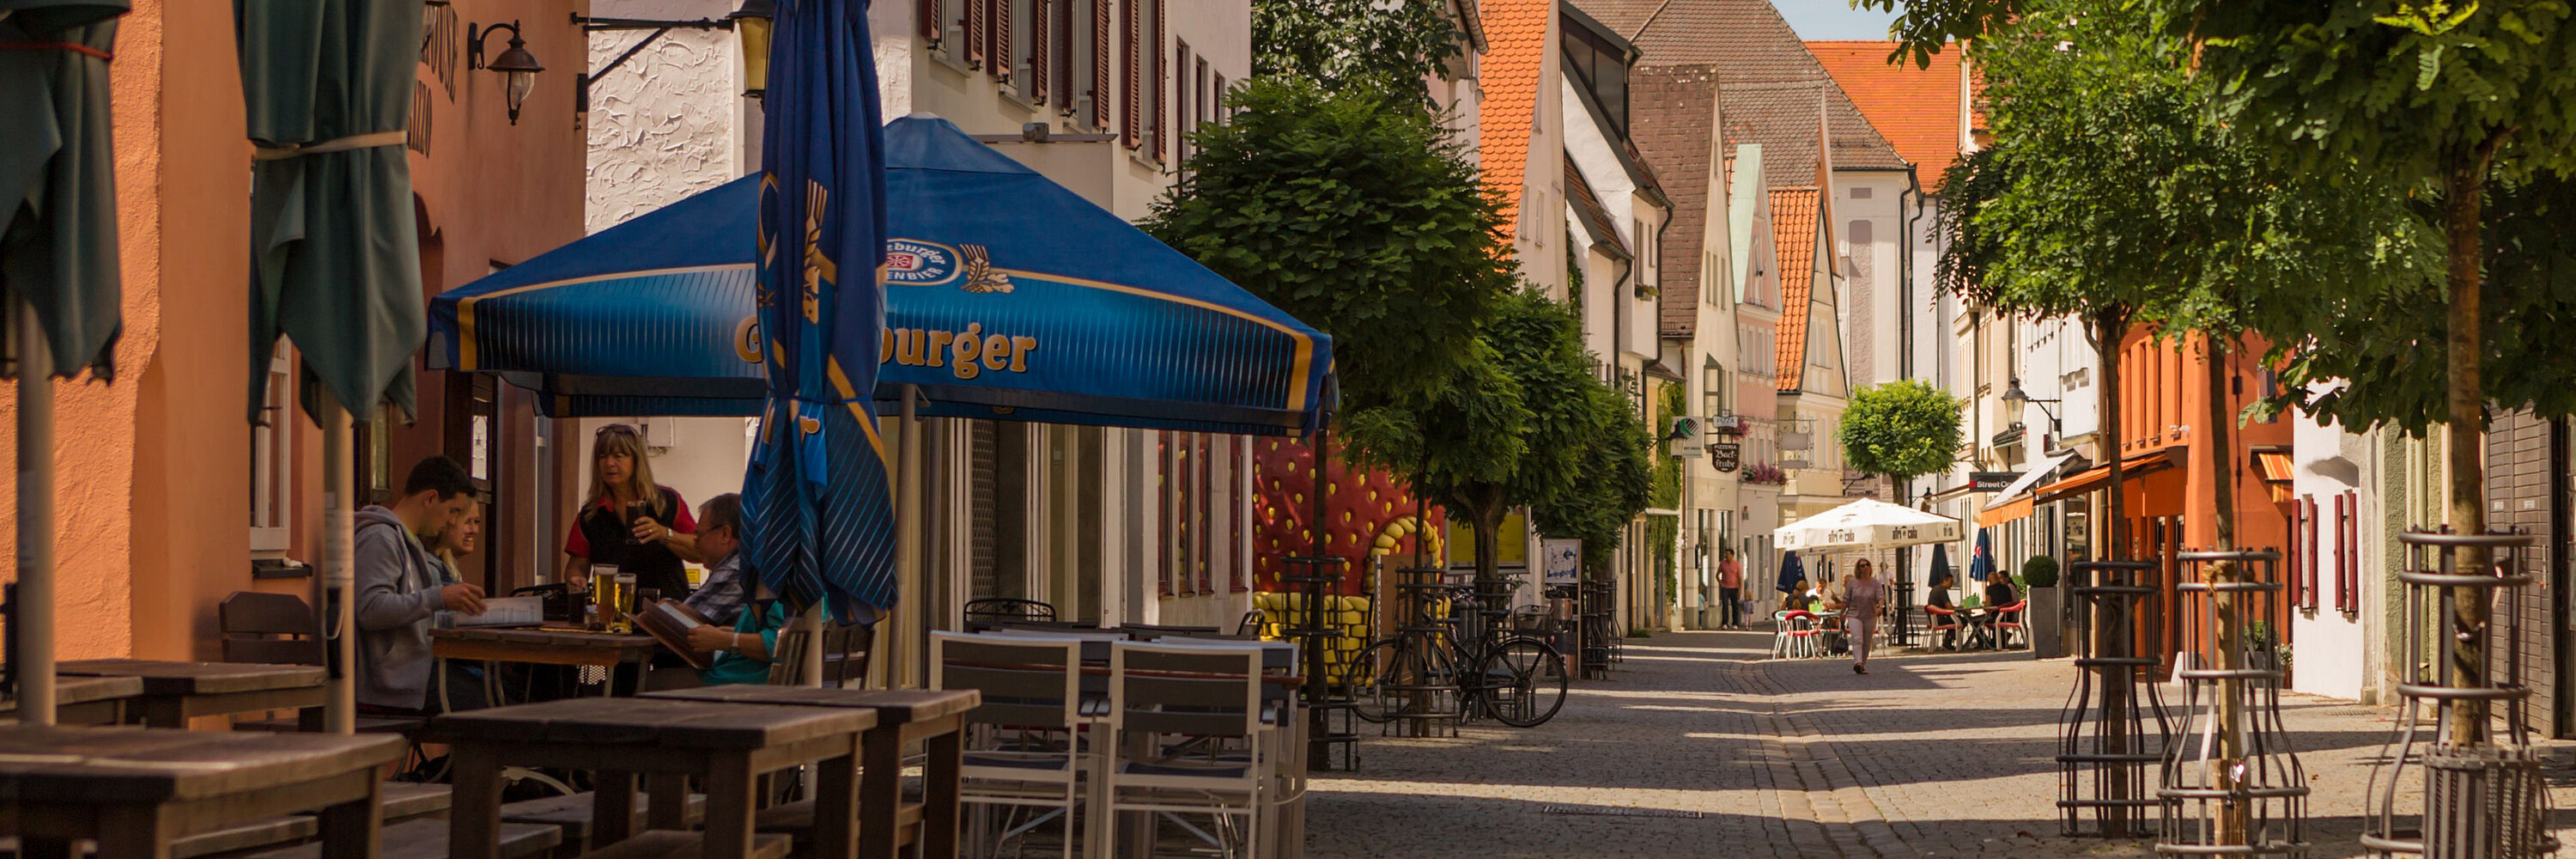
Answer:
[2159,550,2308,857]
[2057,558,2172,838]
[2360,531,2557,859]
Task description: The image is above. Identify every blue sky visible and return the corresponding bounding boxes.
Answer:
[1772,0,1903,40]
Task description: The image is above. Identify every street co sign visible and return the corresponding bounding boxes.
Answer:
[1711,442,1741,472]
[1969,471,2017,491]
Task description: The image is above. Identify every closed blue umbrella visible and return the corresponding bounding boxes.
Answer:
[1968,529,1995,582]
[1929,542,1953,588]
[740,0,896,624]
[1776,551,1806,596]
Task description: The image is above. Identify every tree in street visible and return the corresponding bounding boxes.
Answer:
[1254,0,1462,95]
[1837,379,1964,497]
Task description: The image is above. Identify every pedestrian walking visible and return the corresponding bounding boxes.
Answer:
[1845,558,1885,674]
[1718,547,1746,630]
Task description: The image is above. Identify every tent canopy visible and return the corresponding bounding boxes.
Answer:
[428,115,1333,436]
[1774,498,1963,554]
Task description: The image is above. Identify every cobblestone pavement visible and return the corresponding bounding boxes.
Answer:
[1304,629,2576,858]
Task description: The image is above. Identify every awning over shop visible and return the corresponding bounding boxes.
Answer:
[1986,446,2188,527]
[428,115,1334,436]
[2252,446,2295,503]
[1978,452,2079,527]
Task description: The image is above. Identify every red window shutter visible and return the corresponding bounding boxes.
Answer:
[2303,497,2320,611]
[1091,0,1110,125]
[2332,492,2350,614]
[2342,490,2360,614]
[920,0,943,42]
[2287,497,2304,609]
[965,0,987,69]
[1120,0,1139,148]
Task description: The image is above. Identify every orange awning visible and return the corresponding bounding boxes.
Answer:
[1984,496,2036,526]
[2252,447,2296,503]
[2032,446,2186,505]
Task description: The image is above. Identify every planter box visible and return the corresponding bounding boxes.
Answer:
[2028,587,2065,658]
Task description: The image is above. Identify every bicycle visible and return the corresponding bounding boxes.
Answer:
[1346,582,1571,728]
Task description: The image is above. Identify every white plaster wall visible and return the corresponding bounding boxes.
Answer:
[2289,389,2373,701]
[586,0,746,231]
[1830,171,1908,392]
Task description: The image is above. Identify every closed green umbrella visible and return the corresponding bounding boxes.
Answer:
[235,0,424,733]
[0,0,131,726]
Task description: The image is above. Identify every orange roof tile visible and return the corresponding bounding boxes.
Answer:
[1479,0,1551,241]
[1804,40,1976,192]
[1771,186,1820,393]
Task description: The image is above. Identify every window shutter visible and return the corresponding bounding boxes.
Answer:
[965,0,987,68]
[1151,0,1166,161]
[1091,0,1109,125]
[990,0,1011,80]
[1120,0,1139,148]
[1030,0,1051,105]
[920,0,943,43]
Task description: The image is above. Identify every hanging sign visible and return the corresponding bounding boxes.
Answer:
[1711,442,1741,472]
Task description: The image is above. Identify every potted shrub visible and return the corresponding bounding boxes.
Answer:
[2020,555,2064,657]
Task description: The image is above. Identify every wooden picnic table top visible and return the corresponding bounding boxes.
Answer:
[430,627,659,650]
[0,675,145,714]
[0,725,404,804]
[431,696,872,751]
[638,687,981,725]
[55,660,325,697]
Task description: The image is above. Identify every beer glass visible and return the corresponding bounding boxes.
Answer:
[608,573,639,634]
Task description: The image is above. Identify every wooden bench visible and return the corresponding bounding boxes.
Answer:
[750,798,922,853]
[499,792,706,856]
[571,831,789,859]
[242,818,560,859]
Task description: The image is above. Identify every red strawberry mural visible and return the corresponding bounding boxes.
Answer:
[1251,437,1444,592]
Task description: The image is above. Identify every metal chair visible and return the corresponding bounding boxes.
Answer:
[1923,604,1963,650]
[1103,641,1269,859]
[933,632,1087,859]
[1990,600,2029,649]
[963,598,1058,631]
[1774,611,1822,660]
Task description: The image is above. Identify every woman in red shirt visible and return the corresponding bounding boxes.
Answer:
[561,423,702,599]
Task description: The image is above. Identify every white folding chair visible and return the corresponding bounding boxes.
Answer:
[933,631,1089,859]
[1103,641,1269,859]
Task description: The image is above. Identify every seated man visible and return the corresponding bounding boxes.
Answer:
[678,493,788,685]
[1923,572,1960,649]
[355,455,489,715]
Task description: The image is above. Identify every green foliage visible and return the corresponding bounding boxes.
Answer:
[2021,554,2060,588]
[1852,0,2021,67]
[1145,76,1517,466]
[1838,379,1964,484]
[1537,378,1656,572]
[1651,382,1683,509]
[1253,0,1462,95]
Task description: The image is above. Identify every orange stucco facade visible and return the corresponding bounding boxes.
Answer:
[0,0,588,662]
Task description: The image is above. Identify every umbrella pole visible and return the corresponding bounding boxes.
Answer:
[319,392,356,734]
[15,304,56,725]
[896,385,920,686]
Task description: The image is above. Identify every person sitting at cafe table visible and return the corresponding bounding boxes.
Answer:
[682,493,751,627]
[355,456,489,714]
[1924,571,1959,649]
[431,498,483,587]
[684,587,790,686]
[562,423,702,599]
[1985,575,2020,616]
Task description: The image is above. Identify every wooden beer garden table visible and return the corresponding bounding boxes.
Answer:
[56,660,325,728]
[638,686,981,859]
[429,627,661,669]
[0,675,145,725]
[0,724,404,859]
[434,697,873,859]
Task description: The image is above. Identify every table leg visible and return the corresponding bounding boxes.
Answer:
[858,728,902,859]
[645,772,688,831]
[137,698,183,729]
[702,755,758,859]
[319,777,384,859]
[922,722,963,859]
[592,771,639,849]
[20,838,76,859]
[92,806,171,859]
[451,744,505,859]
[812,748,860,859]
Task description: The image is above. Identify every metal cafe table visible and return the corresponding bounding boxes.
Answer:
[639,686,981,859]
[434,696,873,859]
[56,660,325,728]
[0,724,404,859]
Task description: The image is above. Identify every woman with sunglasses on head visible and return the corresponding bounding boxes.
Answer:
[561,423,702,600]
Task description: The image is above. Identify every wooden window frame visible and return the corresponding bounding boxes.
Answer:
[1119,0,1140,148]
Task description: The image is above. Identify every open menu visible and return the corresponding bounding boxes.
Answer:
[446,595,544,628]
[634,599,719,670]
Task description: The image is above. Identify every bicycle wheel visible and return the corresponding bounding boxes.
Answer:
[1348,639,1405,723]
[1475,637,1570,728]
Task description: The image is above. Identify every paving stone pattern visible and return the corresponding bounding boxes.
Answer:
[1305,629,2576,858]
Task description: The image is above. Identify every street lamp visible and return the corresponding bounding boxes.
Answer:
[2001,376,2063,436]
[467,20,544,125]
[728,0,775,100]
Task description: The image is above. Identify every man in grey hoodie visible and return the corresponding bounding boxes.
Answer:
[355,455,488,714]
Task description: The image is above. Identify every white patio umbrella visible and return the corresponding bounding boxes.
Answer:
[1774,498,1963,555]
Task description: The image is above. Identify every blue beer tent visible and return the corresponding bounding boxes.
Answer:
[428,115,1334,437]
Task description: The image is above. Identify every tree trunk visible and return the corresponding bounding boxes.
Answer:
[2090,308,2134,836]
[2443,156,2490,746]
[2205,334,2249,845]
[2095,309,2130,562]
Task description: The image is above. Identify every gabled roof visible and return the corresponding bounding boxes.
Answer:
[1631,65,1718,338]
[1479,0,1552,237]
[1586,0,1906,184]
[1448,0,1489,53]
[1770,186,1820,393]
[1728,143,1766,306]
[1806,40,1974,192]
[1564,154,1630,260]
